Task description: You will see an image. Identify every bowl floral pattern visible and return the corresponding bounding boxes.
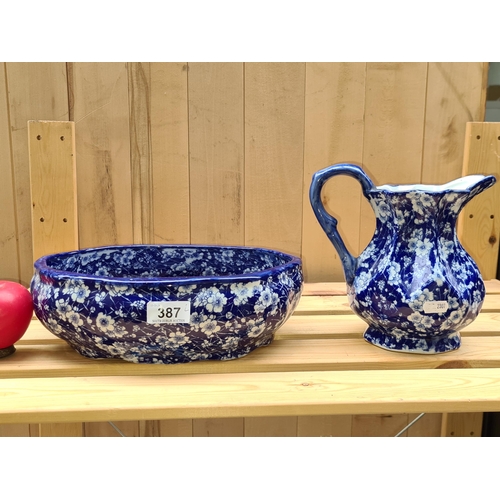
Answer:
[31,245,303,364]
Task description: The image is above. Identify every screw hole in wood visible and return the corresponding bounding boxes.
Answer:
[476,135,481,140]
[63,218,67,223]
[40,217,44,222]
[36,135,41,140]
[60,136,65,141]
[469,214,474,218]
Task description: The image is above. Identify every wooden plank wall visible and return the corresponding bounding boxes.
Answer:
[0,62,489,437]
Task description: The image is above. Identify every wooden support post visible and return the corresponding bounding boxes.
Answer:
[442,122,500,438]
[28,120,82,437]
[458,121,500,280]
[440,412,483,437]
[28,120,78,261]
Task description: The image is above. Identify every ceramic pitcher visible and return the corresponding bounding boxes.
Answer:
[309,163,496,354]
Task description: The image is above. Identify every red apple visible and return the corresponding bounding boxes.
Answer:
[0,280,34,357]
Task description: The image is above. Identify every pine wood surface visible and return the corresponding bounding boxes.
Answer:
[458,122,500,279]
[2,282,500,430]
[28,121,78,261]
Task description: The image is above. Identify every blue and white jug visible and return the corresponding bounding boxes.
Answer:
[310,163,496,354]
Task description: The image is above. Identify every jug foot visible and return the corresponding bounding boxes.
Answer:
[363,327,461,354]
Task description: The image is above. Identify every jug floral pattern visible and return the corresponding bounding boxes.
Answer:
[310,163,496,354]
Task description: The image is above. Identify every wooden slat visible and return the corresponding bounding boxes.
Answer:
[244,62,305,256]
[359,62,428,252]
[157,419,193,437]
[85,421,139,437]
[128,62,153,244]
[3,368,500,424]
[277,312,500,340]
[39,423,83,437]
[422,63,486,185]
[301,280,500,296]
[7,336,500,379]
[302,62,366,282]
[28,121,78,261]
[150,62,190,245]
[352,414,409,437]
[244,416,297,437]
[297,415,352,437]
[0,424,31,437]
[71,62,133,248]
[407,413,443,437]
[459,122,500,279]
[441,412,483,437]
[0,63,20,283]
[5,62,69,285]
[192,418,244,437]
[189,62,244,246]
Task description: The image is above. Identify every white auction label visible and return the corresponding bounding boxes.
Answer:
[423,300,448,314]
[147,301,191,324]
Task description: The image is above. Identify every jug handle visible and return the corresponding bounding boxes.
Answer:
[309,163,375,285]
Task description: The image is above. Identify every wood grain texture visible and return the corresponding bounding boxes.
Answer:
[189,63,244,245]
[28,121,78,261]
[302,63,366,282]
[407,413,442,437]
[352,414,409,437]
[441,412,483,437]
[193,418,244,437]
[422,63,487,184]
[458,122,500,279]
[297,415,352,437]
[3,368,500,424]
[245,63,305,255]
[0,63,19,283]
[157,419,193,437]
[129,62,153,244]
[244,416,297,436]
[39,423,83,437]
[85,420,139,437]
[0,424,31,437]
[359,62,428,252]
[9,334,500,379]
[71,62,133,248]
[5,62,69,285]
[149,63,190,244]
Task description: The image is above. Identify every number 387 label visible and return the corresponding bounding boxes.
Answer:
[147,301,191,324]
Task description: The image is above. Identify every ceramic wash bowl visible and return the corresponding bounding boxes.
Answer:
[31,245,303,364]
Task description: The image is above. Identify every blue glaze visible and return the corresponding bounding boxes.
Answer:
[31,245,303,364]
[310,163,496,354]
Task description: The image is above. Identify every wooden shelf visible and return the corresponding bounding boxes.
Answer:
[2,281,500,431]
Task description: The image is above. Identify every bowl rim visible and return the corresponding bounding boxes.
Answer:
[33,244,302,286]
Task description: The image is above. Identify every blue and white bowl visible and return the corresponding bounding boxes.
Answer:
[31,245,303,364]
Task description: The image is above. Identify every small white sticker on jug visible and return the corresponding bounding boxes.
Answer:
[147,301,191,324]
[423,301,448,314]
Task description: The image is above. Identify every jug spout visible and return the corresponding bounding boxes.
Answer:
[447,174,496,212]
